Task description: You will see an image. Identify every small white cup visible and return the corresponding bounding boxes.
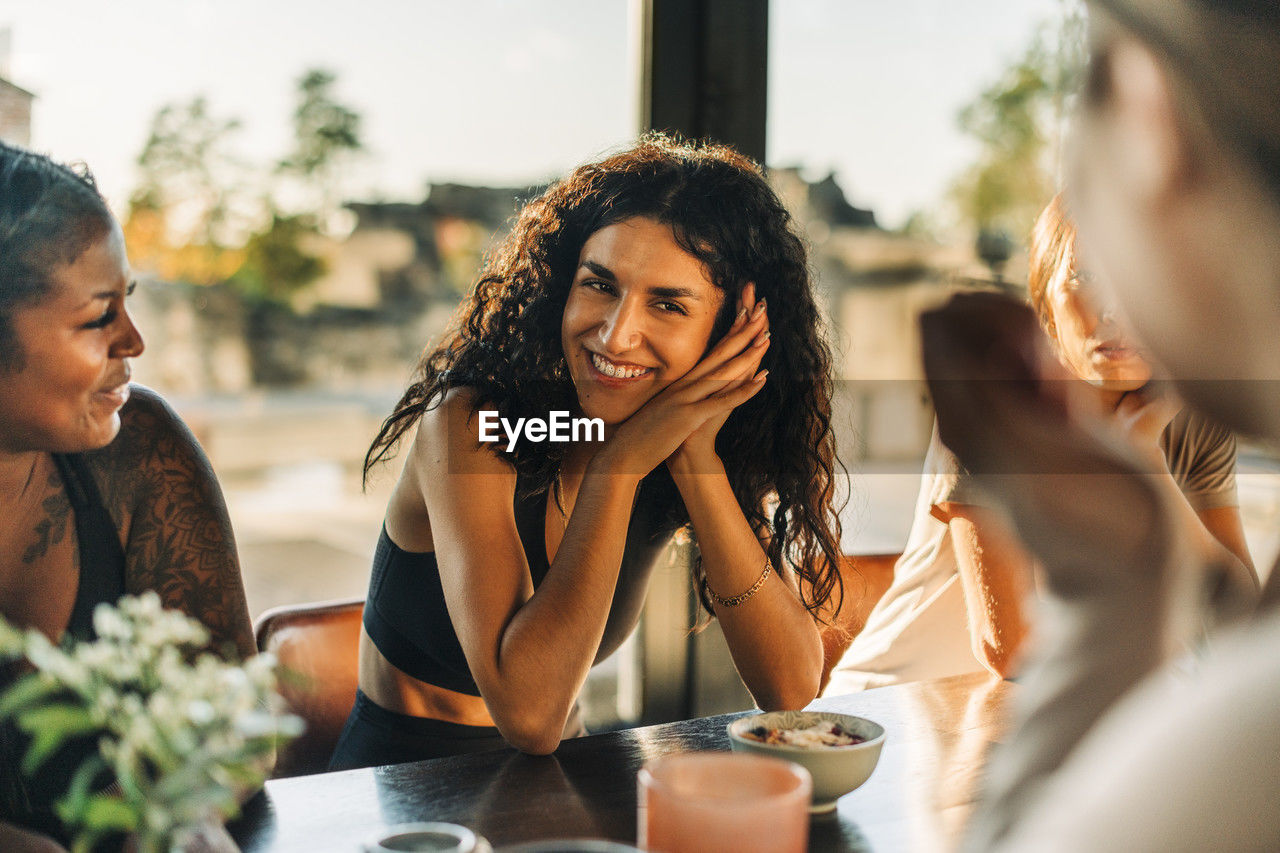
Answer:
[362,822,484,853]
[497,842,640,853]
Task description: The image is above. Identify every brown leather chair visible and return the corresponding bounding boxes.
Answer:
[819,552,901,693]
[255,598,364,778]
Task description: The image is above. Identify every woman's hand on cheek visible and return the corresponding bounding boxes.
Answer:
[596,285,769,479]
[670,283,770,470]
[1111,383,1180,462]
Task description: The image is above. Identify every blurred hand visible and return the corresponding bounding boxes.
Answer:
[921,293,1179,596]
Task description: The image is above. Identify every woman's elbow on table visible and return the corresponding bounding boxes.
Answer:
[752,686,814,706]
[489,703,570,756]
[754,664,823,711]
[973,638,1022,681]
[500,719,565,756]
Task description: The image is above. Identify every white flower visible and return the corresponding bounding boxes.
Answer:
[92,602,130,640]
[186,700,216,726]
[0,594,303,851]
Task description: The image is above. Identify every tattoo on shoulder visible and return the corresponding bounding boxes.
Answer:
[22,470,72,564]
[94,394,254,658]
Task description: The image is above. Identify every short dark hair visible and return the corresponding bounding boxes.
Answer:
[0,141,114,369]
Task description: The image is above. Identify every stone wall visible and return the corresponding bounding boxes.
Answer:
[127,278,458,396]
[129,281,253,395]
[0,77,33,146]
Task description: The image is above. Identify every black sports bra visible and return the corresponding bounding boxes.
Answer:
[1,453,127,841]
[362,474,673,695]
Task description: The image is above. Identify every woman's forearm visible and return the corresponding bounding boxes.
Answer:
[479,460,640,752]
[1151,470,1257,625]
[668,453,823,710]
[946,505,1035,679]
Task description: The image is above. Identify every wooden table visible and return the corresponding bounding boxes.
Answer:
[229,672,1012,852]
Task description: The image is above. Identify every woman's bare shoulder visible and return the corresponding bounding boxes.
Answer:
[83,385,254,657]
[412,386,512,476]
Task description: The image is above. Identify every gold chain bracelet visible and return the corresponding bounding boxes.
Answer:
[708,555,772,607]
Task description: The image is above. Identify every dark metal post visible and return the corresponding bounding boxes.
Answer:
[633,0,769,725]
[637,0,769,162]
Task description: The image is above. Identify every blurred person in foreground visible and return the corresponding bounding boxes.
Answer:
[330,134,846,768]
[825,194,1255,695]
[0,142,255,852]
[918,2,1280,849]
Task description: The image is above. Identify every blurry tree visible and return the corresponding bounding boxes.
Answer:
[124,71,365,302]
[205,68,366,302]
[123,96,251,285]
[277,68,364,230]
[950,1,1087,244]
[233,212,327,301]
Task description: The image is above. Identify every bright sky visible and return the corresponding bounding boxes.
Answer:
[2,0,1061,229]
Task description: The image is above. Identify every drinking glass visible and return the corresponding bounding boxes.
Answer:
[637,752,811,853]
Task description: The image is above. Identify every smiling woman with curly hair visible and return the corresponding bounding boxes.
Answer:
[331,133,848,767]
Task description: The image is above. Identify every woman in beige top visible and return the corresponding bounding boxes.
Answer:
[922,1,1280,849]
[827,195,1254,694]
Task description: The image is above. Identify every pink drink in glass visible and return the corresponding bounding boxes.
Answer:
[637,752,811,853]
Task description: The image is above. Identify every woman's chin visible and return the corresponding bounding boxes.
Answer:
[1084,374,1150,392]
[574,387,651,427]
[579,404,638,428]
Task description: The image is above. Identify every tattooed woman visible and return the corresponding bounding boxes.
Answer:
[0,141,254,851]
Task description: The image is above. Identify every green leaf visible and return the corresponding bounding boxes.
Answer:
[16,705,99,774]
[0,672,60,717]
[55,754,108,823]
[222,762,265,786]
[21,728,75,777]
[15,703,96,735]
[70,833,103,853]
[78,794,138,832]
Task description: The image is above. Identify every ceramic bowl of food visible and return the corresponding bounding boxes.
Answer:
[727,710,886,813]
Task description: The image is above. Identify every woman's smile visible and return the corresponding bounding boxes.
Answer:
[561,217,724,425]
[588,351,654,382]
[93,372,133,409]
[0,224,144,454]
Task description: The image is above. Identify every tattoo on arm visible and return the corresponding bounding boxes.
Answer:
[93,390,256,660]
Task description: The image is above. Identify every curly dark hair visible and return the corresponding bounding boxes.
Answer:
[365,133,847,621]
[0,141,113,371]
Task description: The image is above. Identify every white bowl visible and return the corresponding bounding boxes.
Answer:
[727,710,886,813]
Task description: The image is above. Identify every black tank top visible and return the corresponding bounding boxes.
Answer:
[0,453,128,841]
[363,473,673,695]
